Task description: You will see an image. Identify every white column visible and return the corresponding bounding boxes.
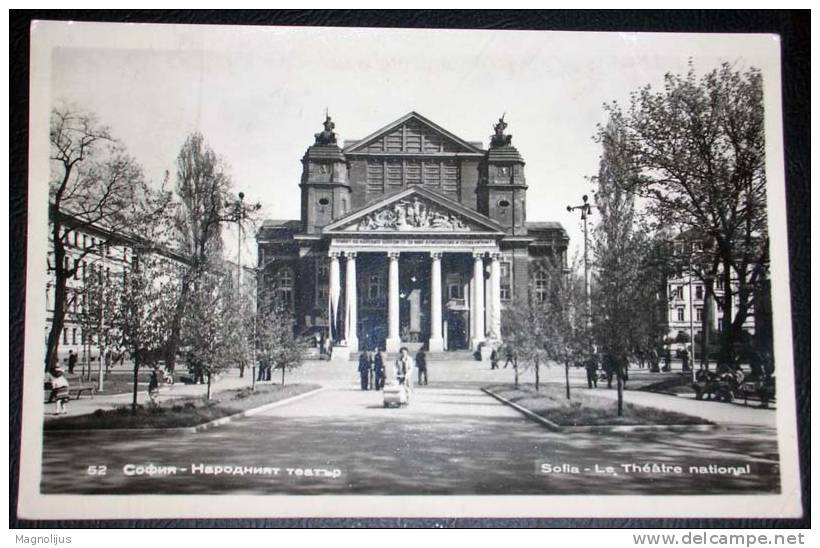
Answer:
[489,252,502,341]
[386,251,401,352]
[328,251,341,343]
[428,252,444,352]
[471,251,485,349]
[345,251,359,352]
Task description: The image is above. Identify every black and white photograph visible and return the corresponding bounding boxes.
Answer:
[15,18,804,521]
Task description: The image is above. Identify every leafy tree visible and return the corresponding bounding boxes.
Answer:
[182,267,245,400]
[166,133,233,372]
[47,105,166,372]
[600,61,768,368]
[113,249,180,413]
[502,257,590,398]
[255,291,307,386]
[591,118,670,416]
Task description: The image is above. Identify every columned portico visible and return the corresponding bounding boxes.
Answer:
[471,252,486,350]
[344,251,358,352]
[386,251,402,352]
[428,252,444,352]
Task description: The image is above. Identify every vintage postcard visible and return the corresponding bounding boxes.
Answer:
[18,21,802,519]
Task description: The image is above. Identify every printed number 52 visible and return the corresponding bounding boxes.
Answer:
[87,465,107,476]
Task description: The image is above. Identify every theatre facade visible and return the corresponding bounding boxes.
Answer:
[257,112,569,355]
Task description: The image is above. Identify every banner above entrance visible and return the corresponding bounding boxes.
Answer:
[329,237,500,254]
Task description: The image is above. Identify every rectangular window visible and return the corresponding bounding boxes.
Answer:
[386,159,403,188]
[366,160,384,193]
[422,161,441,188]
[500,261,512,301]
[442,160,459,195]
[63,328,68,345]
[83,234,88,249]
[677,307,685,322]
[696,307,703,322]
[404,159,421,186]
[695,285,703,300]
[71,328,77,345]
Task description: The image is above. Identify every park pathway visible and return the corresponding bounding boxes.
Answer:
[41,367,780,496]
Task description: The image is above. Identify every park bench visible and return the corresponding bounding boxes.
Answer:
[738,379,776,407]
[43,382,96,403]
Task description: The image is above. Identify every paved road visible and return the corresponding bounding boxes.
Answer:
[41,372,780,496]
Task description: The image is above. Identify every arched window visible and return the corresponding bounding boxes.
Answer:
[275,267,294,308]
[534,270,548,303]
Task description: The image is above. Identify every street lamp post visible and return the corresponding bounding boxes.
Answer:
[567,195,594,326]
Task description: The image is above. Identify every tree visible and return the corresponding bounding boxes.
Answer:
[113,249,179,413]
[600,61,768,368]
[182,267,246,400]
[502,257,590,398]
[591,118,668,416]
[74,262,120,388]
[166,133,232,372]
[255,291,307,386]
[46,105,165,372]
[547,257,591,400]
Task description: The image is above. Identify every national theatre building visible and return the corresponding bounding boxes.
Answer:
[257,112,569,356]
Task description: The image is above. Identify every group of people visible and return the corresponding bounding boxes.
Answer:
[357,347,428,391]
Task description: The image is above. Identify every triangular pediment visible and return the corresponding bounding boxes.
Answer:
[323,187,504,235]
[343,112,484,155]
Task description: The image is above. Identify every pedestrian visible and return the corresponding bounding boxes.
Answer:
[603,353,615,389]
[416,349,428,386]
[682,347,690,371]
[396,347,415,399]
[67,349,77,374]
[368,350,377,390]
[148,367,160,407]
[503,345,515,368]
[585,355,599,388]
[358,350,371,390]
[373,349,385,390]
[323,337,332,359]
[490,347,499,370]
[663,350,671,372]
[49,365,70,415]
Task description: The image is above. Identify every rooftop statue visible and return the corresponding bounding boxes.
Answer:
[314,113,337,145]
[490,114,513,147]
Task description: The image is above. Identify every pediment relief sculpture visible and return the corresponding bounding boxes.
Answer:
[350,198,472,232]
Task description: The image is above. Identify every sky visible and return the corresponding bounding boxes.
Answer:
[48,24,779,267]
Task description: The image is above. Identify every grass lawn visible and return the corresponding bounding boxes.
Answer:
[44,383,320,431]
[485,383,710,427]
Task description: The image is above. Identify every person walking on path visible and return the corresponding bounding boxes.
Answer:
[49,365,70,415]
[373,349,385,390]
[67,349,77,375]
[490,347,499,370]
[368,350,377,390]
[396,347,415,399]
[503,345,515,369]
[358,350,371,390]
[585,355,599,388]
[148,367,160,407]
[416,349,428,386]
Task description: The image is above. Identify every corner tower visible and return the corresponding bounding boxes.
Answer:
[300,114,351,234]
[478,115,528,235]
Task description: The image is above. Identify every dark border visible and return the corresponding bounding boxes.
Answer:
[9,9,810,529]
